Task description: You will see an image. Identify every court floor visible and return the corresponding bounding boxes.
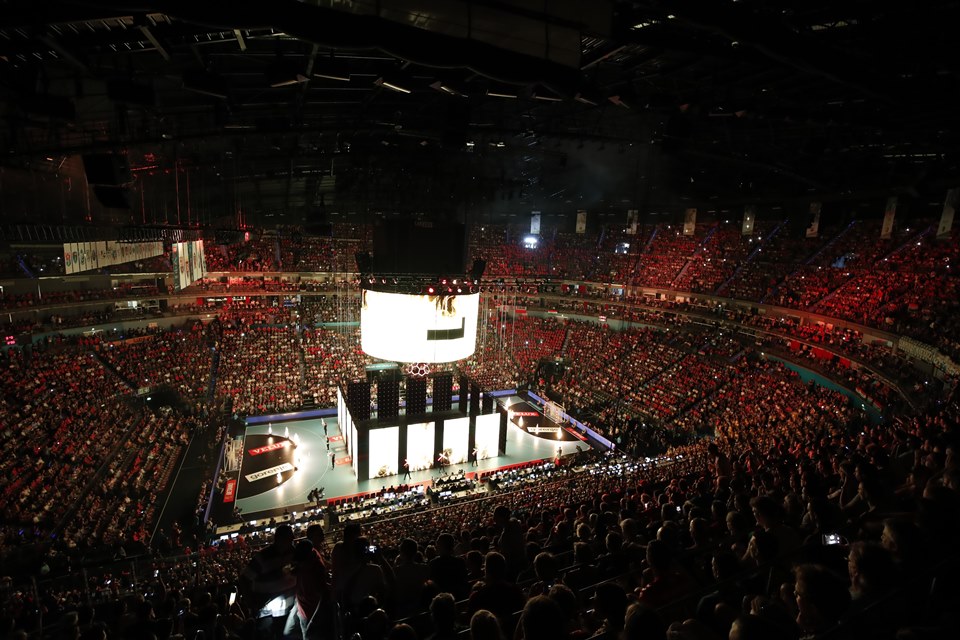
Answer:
[231,395,586,517]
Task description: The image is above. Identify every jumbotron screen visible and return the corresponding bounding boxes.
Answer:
[361,290,479,363]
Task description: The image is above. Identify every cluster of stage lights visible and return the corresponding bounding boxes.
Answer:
[426,278,476,295]
[361,276,479,295]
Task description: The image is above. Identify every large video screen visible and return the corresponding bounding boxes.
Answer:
[442,416,470,465]
[369,427,399,480]
[475,413,500,461]
[361,290,478,363]
[406,422,435,472]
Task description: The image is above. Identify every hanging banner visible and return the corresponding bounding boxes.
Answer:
[742,206,756,236]
[881,197,897,239]
[683,208,697,236]
[805,202,821,238]
[939,188,958,238]
[530,211,541,235]
[627,209,639,235]
[64,244,75,275]
[62,240,163,274]
[576,210,587,234]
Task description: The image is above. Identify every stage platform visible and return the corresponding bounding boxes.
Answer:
[216,394,587,522]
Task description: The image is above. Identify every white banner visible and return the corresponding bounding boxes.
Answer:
[576,210,587,234]
[64,243,76,274]
[683,208,697,236]
[63,240,163,274]
[881,197,897,239]
[939,188,958,238]
[805,203,821,238]
[530,211,541,235]
[245,462,295,483]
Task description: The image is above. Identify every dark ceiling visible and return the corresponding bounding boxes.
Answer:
[0,0,957,230]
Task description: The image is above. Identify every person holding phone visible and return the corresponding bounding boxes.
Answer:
[338,536,389,620]
[239,524,296,631]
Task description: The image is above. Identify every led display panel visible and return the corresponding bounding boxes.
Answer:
[369,427,399,479]
[361,290,479,363]
[350,420,359,475]
[406,422,434,471]
[475,413,500,461]
[442,417,470,465]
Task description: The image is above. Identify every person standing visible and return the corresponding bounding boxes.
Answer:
[403,459,411,480]
[329,450,336,469]
[239,524,296,630]
[289,539,332,639]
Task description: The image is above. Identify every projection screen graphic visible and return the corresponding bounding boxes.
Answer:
[361,290,479,363]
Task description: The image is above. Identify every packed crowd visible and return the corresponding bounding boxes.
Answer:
[302,327,368,407]
[13,366,955,640]
[0,283,162,311]
[0,340,204,574]
[4,217,958,362]
[215,324,303,416]
[1,217,959,638]
[97,322,214,398]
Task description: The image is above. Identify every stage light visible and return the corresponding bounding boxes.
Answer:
[427,286,436,294]
[375,74,412,94]
[430,80,467,97]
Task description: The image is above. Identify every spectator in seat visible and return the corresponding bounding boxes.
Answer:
[429,533,469,600]
[589,583,627,640]
[493,505,526,579]
[468,552,526,635]
[636,539,693,609]
[847,542,896,603]
[623,603,666,640]
[425,592,461,640]
[518,595,565,640]
[751,495,802,556]
[392,538,430,617]
[793,564,850,636]
[469,609,503,640]
[880,518,925,574]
